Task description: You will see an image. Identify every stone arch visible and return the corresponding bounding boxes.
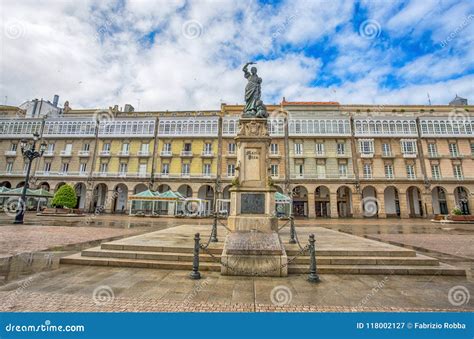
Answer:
[134,183,148,194]
[0,181,12,188]
[406,186,423,217]
[336,185,352,218]
[454,186,470,215]
[54,182,66,192]
[113,183,128,213]
[292,185,308,217]
[177,184,193,198]
[92,183,108,212]
[431,186,448,215]
[16,181,26,188]
[74,182,87,209]
[198,184,215,212]
[274,185,284,194]
[37,182,50,191]
[361,186,378,218]
[222,185,232,199]
[384,186,400,218]
[157,184,171,193]
[315,185,330,218]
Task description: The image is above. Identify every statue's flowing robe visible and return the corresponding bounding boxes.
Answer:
[244,73,261,114]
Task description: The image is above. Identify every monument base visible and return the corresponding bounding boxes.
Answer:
[227,215,278,233]
[220,232,288,277]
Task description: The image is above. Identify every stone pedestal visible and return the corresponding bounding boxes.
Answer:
[221,118,287,277]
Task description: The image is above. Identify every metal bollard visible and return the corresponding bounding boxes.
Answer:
[211,213,218,243]
[289,216,296,244]
[190,233,201,280]
[307,234,321,283]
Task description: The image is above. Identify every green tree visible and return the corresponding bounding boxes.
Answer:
[51,184,77,209]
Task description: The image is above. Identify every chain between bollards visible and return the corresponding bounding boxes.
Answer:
[190,232,201,280]
[308,233,321,283]
[289,216,296,244]
[211,213,218,243]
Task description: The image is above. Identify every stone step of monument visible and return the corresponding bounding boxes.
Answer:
[79,247,437,266]
[286,248,416,257]
[81,247,218,262]
[288,263,466,276]
[100,243,223,255]
[60,253,221,271]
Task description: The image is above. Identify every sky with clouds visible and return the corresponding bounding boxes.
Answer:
[1,0,473,110]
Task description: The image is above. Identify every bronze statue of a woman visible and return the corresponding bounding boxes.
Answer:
[242,62,268,118]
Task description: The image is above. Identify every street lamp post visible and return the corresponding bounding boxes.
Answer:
[13,132,47,224]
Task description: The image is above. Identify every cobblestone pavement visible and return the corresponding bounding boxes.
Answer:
[1,266,473,312]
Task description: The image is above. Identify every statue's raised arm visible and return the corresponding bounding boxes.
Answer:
[242,62,255,79]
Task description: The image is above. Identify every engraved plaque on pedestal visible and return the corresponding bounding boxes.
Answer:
[241,193,265,214]
[244,148,260,181]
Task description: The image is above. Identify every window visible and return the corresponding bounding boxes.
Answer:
[82,143,90,151]
[204,143,212,154]
[6,162,13,173]
[227,164,235,177]
[336,143,345,155]
[61,163,69,173]
[449,143,459,157]
[10,143,17,151]
[181,163,190,176]
[363,164,372,179]
[315,143,324,156]
[294,143,303,155]
[427,143,438,157]
[119,163,127,174]
[359,140,374,155]
[400,140,417,155]
[382,143,391,157]
[228,143,236,154]
[296,164,304,176]
[184,143,192,152]
[100,163,107,173]
[47,143,55,152]
[80,163,87,173]
[203,164,211,176]
[141,143,150,153]
[453,165,463,179]
[23,162,28,172]
[121,143,130,153]
[431,164,441,179]
[406,165,416,179]
[384,164,394,179]
[161,163,169,175]
[163,143,171,152]
[270,143,278,155]
[338,164,347,178]
[63,144,72,154]
[43,163,51,173]
[139,164,147,175]
[270,164,279,177]
[103,143,110,151]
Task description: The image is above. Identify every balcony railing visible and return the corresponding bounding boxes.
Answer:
[402,153,417,158]
[0,171,26,176]
[160,151,172,157]
[180,151,193,157]
[201,151,214,157]
[290,173,356,179]
[154,173,217,179]
[4,151,17,156]
[42,151,55,157]
[138,151,150,157]
[35,171,88,177]
[99,150,111,156]
[118,151,130,157]
[78,150,90,156]
[91,172,150,178]
[360,153,374,158]
[60,150,72,157]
